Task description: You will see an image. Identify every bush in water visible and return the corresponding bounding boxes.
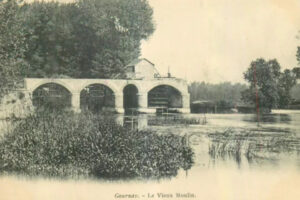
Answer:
[0,111,194,179]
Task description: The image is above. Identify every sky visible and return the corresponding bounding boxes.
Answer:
[141,0,300,83]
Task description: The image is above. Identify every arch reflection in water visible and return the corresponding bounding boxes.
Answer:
[116,114,204,131]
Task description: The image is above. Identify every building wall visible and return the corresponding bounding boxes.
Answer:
[125,59,160,80]
[134,60,159,80]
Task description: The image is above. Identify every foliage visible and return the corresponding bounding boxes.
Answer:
[292,66,300,79]
[278,69,297,107]
[242,58,298,111]
[0,0,27,98]
[0,111,193,179]
[188,81,247,107]
[20,0,155,78]
[291,83,300,101]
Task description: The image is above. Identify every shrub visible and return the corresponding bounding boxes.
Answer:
[0,111,194,179]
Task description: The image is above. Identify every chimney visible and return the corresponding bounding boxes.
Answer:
[167,66,171,78]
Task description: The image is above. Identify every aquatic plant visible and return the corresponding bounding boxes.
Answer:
[0,111,194,179]
[208,128,300,165]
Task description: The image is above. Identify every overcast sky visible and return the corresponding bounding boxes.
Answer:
[141,0,300,83]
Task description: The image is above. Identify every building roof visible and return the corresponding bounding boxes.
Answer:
[125,58,155,67]
[113,58,160,79]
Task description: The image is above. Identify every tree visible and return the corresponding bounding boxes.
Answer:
[295,47,300,78]
[0,0,27,98]
[21,1,77,78]
[292,66,300,79]
[21,0,155,78]
[241,58,297,111]
[278,69,297,107]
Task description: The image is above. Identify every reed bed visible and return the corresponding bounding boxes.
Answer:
[208,129,300,163]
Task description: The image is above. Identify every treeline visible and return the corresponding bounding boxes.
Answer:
[188,82,247,107]
[22,0,154,78]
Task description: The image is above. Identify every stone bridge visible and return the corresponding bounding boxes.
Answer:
[24,78,190,113]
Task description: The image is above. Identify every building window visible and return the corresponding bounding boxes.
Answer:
[127,65,135,73]
[131,66,135,73]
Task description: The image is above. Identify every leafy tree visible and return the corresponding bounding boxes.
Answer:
[21,2,77,78]
[242,58,297,111]
[0,0,27,98]
[295,46,300,78]
[278,69,297,107]
[21,0,155,78]
[242,59,281,111]
[292,66,300,79]
[291,83,300,101]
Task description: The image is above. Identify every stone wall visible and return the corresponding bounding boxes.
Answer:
[0,90,34,119]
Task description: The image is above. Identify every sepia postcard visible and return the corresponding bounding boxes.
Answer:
[0,0,300,199]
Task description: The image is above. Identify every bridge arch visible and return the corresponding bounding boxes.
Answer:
[147,84,183,108]
[80,83,115,113]
[29,79,75,94]
[78,81,120,96]
[146,81,187,95]
[32,82,72,110]
[123,84,139,110]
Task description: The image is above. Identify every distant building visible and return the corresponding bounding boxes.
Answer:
[191,100,216,113]
[191,100,237,113]
[236,103,255,113]
[124,58,160,80]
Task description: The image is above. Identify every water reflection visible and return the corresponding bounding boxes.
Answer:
[116,111,300,170]
[243,113,292,123]
[116,113,206,131]
[207,129,300,169]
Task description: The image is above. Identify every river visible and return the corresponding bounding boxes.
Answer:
[0,110,300,200]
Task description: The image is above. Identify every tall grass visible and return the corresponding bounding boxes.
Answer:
[0,111,194,179]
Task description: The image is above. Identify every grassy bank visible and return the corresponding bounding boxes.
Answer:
[0,111,194,179]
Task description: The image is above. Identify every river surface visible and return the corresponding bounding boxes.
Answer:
[0,110,300,200]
